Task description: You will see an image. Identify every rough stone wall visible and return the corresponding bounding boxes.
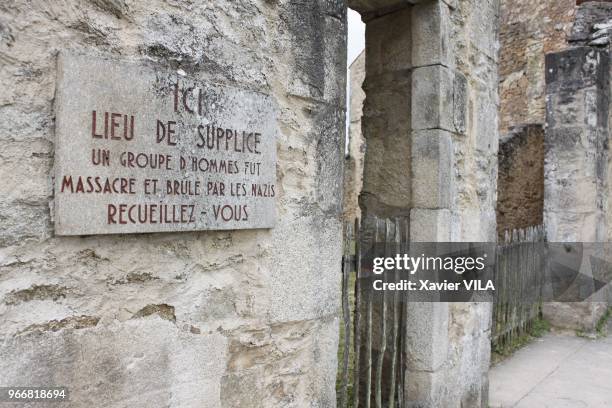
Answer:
[570,1,612,45]
[359,6,413,219]
[0,1,346,407]
[499,0,575,132]
[578,0,612,5]
[447,0,500,244]
[497,125,545,235]
[609,53,612,243]
[574,2,612,311]
[544,45,610,329]
[445,1,499,406]
[545,49,609,242]
[343,50,366,221]
[567,2,612,245]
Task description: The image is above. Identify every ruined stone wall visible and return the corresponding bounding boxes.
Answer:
[570,2,612,45]
[499,0,575,132]
[343,50,366,222]
[568,2,612,245]
[578,0,612,5]
[497,125,545,235]
[0,1,346,406]
[543,45,610,329]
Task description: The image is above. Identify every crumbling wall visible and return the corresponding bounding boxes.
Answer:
[569,1,612,45]
[497,125,545,235]
[544,45,610,329]
[343,50,366,221]
[499,0,575,132]
[0,1,346,406]
[565,2,612,245]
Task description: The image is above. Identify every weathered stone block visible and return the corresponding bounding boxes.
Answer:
[0,318,227,407]
[365,6,412,76]
[268,215,342,323]
[542,301,609,332]
[468,0,499,61]
[410,208,451,241]
[544,210,599,242]
[411,130,452,209]
[405,302,449,371]
[403,368,447,407]
[569,2,612,44]
[547,89,609,138]
[285,1,347,105]
[545,47,610,94]
[411,65,466,134]
[453,71,468,135]
[450,209,498,242]
[411,65,449,131]
[411,0,452,68]
[360,71,412,217]
[222,317,339,407]
[312,105,347,215]
[473,83,498,151]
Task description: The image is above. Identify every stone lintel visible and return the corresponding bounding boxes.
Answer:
[348,0,426,20]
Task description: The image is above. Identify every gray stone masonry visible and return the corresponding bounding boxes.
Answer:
[544,46,610,331]
[0,1,346,406]
[353,0,499,406]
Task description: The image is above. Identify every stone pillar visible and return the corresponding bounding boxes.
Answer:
[408,5,459,398]
[543,46,610,331]
[409,1,498,406]
[353,0,499,406]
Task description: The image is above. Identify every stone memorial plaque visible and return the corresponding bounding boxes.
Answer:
[54,53,277,235]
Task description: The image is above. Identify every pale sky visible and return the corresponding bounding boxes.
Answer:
[346,9,365,154]
[347,9,365,67]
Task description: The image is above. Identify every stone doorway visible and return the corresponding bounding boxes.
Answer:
[339,0,500,406]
